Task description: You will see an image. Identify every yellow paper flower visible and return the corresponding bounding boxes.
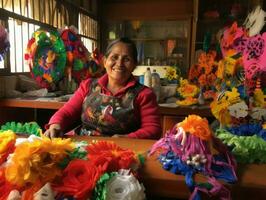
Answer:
[0,130,16,154]
[177,79,199,98]
[210,88,240,125]
[165,67,178,81]
[254,88,265,107]
[176,97,198,106]
[5,137,75,187]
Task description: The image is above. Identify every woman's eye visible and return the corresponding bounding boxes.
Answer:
[123,57,131,62]
[111,55,118,61]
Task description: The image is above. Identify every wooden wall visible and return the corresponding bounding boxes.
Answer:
[101,0,194,20]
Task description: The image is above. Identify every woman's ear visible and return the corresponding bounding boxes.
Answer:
[103,56,107,68]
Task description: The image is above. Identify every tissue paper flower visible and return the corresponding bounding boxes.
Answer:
[105,169,145,200]
[228,101,249,118]
[86,141,138,172]
[165,67,178,81]
[5,137,74,187]
[177,79,199,98]
[0,131,16,165]
[0,133,145,199]
[149,115,237,200]
[178,115,211,140]
[250,107,266,120]
[54,159,104,199]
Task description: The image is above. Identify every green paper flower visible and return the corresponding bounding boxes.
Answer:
[215,128,266,163]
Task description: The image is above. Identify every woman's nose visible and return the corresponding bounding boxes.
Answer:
[116,57,123,66]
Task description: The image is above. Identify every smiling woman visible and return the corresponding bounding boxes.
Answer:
[44,37,162,139]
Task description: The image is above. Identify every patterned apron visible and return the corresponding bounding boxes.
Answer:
[80,79,144,136]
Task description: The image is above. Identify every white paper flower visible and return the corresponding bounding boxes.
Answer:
[228,101,248,118]
[250,107,266,120]
[106,169,145,200]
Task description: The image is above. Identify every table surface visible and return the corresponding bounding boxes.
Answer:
[73,136,266,199]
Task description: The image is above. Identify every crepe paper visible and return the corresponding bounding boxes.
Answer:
[33,183,55,200]
[25,30,66,89]
[53,159,105,199]
[149,115,237,200]
[258,129,266,140]
[5,136,75,187]
[220,22,247,57]
[228,101,248,118]
[60,28,104,83]
[177,79,199,98]
[86,141,138,172]
[0,130,16,165]
[227,124,263,137]
[0,121,42,136]
[6,190,21,200]
[176,97,198,106]
[190,177,231,200]
[165,67,179,81]
[0,168,20,200]
[137,154,145,165]
[105,169,146,200]
[58,146,88,169]
[93,172,117,200]
[244,5,266,37]
[189,51,218,90]
[215,128,266,163]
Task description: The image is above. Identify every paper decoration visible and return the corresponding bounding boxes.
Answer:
[0,25,10,61]
[228,101,248,118]
[106,169,145,200]
[25,30,66,89]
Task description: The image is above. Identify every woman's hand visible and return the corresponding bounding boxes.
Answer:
[112,134,127,138]
[44,124,62,138]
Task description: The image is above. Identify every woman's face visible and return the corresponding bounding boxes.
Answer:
[104,42,136,85]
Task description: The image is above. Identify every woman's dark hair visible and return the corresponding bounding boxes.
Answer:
[105,37,138,64]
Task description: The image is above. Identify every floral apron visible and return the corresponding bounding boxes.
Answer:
[80,79,144,136]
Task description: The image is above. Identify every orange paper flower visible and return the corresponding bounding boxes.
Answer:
[86,141,138,172]
[178,115,212,140]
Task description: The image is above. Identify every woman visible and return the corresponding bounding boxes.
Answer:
[44,37,161,139]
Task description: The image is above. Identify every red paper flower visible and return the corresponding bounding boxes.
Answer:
[0,168,18,200]
[86,141,137,172]
[53,159,104,200]
[0,140,15,165]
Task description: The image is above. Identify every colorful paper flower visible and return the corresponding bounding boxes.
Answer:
[250,107,266,120]
[5,137,74,187]
[53,159,104,199]
[165,67,179,81]
[105,169,145,200]
[228,101,248,118]
[86,141,138,172]
[25,30,66,89]
[0,130,16,165]
[177,79,199,98]
[178,115,212,141]
[149,115,237,200]
[0,169,17,200]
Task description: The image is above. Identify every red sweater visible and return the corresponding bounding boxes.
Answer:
[48,74,161,139]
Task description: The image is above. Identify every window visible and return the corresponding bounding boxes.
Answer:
[79,13,98,53]
[0,0,98,74]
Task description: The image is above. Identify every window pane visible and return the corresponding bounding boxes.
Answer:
[8,18,39,72]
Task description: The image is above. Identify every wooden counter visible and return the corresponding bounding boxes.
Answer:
[0,98,65,109]
[73,136,266,199]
